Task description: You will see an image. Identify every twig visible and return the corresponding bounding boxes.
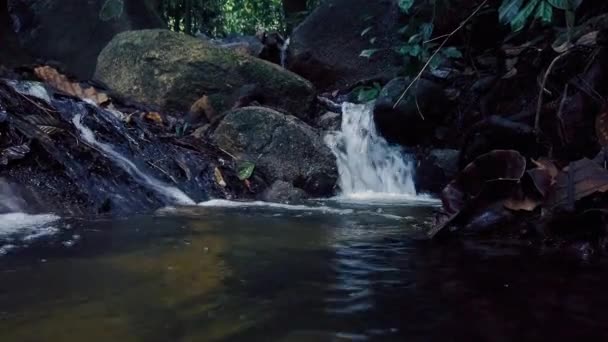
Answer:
[535,52,569,133]
[394,0,488,108]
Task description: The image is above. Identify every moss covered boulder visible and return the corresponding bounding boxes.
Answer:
[95,29,316,119]
[211,106,337,197]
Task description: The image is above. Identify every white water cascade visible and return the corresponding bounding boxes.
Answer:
[72,114,195,206]
[325,102,418,200]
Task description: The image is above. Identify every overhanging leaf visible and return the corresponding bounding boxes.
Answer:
[547,0,583,10]
[360,49,380,58]
[237,161,255,181]
[499,0,524,24]
[535,1,553,23]
[442,47,463,59]
[511,0,541,32]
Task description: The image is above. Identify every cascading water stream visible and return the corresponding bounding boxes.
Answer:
[325,102,418,200]
[72,114,195,206]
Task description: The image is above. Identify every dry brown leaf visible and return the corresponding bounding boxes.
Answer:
[214,167,227,187]
[144,112,163,124]
[34,66,110,105]
[546,158,608,210]
[595,108,608,147]
[503,196,540,212]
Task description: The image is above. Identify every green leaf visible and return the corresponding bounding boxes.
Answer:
[547,0,583,10]
[499,0,523,24]
[355,86,380,103]
[442,47,463,58]
[99,0,124,21]
[408,44,422,57]
[419,22,434,41]
[408,33,422,44]
[398,0,415,13]
[360,49,380,58]
[429,54,446,70]
[361,26,373,37]
[535,1,554,23]
[237,161,256,181]
[510,0,541,32]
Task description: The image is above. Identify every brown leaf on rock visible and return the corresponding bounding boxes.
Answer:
[214,167,227,187]
[34,66,110,105]
[144,111,163,124]
[595,108,608,147]
[546,158,608,210]
[527,159,559,198]
[441,150,527,214]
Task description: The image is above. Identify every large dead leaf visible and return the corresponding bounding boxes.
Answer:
[527,158,559,198]
[34,66,110,105]
[441,150,527,215]
[546,158,608,210]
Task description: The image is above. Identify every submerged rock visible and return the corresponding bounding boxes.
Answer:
[373,77,447,146]
[262,180,307,203]
[95,30,316,120]
[7,0,164,79]
[212,106,338,197]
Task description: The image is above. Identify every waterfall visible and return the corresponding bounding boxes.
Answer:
[280,37,290,68]
[325,102,417,199]
[72,114,195,206]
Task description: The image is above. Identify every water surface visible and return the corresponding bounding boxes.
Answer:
[1,200,608,341]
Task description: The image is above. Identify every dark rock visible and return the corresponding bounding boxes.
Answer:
[95,30,316,120]
[0,1,32,69]
[315,111,341,131]
[262,180,307,203]
[416,149,459,194]
[288,0,402,90]
[7,0,165,79]
[373,77,448,146]
[212,106,338,197]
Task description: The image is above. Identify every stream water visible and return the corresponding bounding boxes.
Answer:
[2,104,608,341]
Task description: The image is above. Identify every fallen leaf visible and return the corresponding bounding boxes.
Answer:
[237,161,255,181]
[546,158,608,210]
[144,112,163,124]
[34,66,110,105]
[214,167,227,187]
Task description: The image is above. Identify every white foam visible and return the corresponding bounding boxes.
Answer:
[333,192,440,205]
[0,213,60,242]
[198,199,355,215]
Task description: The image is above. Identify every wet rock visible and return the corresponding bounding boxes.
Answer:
[212,106,338,197]
[288,0,402,90]
[315,111,341,131]
[262,180,307,203]
[373,77,447,146]
[95,30,315,120]
[416,149,459,194]
[7,0,164,79]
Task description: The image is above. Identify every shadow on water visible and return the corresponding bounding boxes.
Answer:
[1,204,608,341]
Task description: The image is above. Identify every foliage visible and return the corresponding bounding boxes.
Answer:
[498,0,584,32]
[352,83,382,103]
[237,160,256,180]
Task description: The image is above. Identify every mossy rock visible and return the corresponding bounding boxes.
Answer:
[95,29,316,119]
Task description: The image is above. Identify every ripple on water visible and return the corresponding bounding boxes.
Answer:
[0,213,60,254]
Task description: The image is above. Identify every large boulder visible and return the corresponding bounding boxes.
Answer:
[415,149,460,194]
[288,0,402,90]
[212,106,337,197]
[95,29,316,120]
[373,77,448,146]
[7,0,165,79]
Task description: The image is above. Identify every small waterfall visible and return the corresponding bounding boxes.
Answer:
[325,102,417,199]
[280,37,290,68]
[72,114,195,206]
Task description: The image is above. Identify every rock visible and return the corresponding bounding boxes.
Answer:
[288,0,402,90]
[212,106,338,197]
[315,111,341,131]
[95,30,315,120]
[262,180,307,203]
[0,1,32,69]
[373,77,448,146]
[415,149,460,194]
[213,35,265,57]
[7,0,164,79]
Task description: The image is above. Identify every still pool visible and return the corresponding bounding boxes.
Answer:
[1,200,608,341]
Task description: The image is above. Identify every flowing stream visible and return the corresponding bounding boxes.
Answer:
[325,102,418,200]
[72,114,195,206]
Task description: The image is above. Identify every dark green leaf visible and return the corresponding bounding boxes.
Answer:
[237,161,256,180]
[420,22,434,41]
[510,0,541,32]
[547,0,583,10]
[360,49,380,58]
[355,86,380,103]
[442,47,463,58]
[499,0,523,24]
[398,0,415,13]
[99,0,124,21]
[429,54,446,70]
[535,1,554,23]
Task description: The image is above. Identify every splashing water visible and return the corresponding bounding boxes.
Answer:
[325,102,418,200]
[280,37,291,68]
[72,114,195,206]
